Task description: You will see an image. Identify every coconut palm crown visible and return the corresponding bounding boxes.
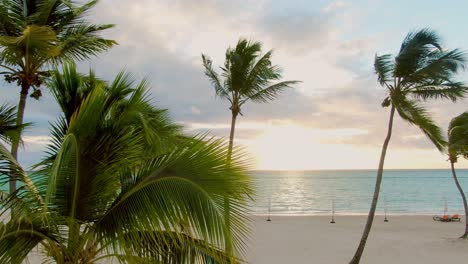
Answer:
[0,63,253,263]
[0,0,116,193]
[202,38,300,158]
[448,112,468,162]
[350,29,467,264]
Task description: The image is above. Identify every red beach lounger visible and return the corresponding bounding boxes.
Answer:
[433,215,452,222]
[451,214,461,222]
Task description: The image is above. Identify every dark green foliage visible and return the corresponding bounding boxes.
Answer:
[202,38,300,115]
[375,28,467,150]
[0,64,253,263]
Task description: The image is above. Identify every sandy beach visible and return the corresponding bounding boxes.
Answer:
[246,215,468,264]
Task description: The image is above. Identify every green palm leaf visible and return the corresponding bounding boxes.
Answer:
[0,0,115,195]
[96,138,251,257]
[374,54,394,87]
[0,221,61,263]
[244,80,299,104]
[0,103,28,144]
[202,38,300,115]
[119,231,238,263]
[1,65,252,263]
[448,112,468,160]
[394,97,446,151]
[202,54,231,102]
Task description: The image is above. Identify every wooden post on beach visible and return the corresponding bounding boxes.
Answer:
[330,199,336,224]
[384,198,389,222]
[267,197,272,222]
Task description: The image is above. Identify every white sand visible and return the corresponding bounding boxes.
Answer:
[246,215,468,264]
[22,215,468,263]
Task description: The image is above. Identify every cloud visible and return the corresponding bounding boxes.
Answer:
[322,0,348,13]
[2,0,468,169]
[257,12,336,53]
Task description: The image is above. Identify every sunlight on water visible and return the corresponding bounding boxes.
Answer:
[251,169,468,215]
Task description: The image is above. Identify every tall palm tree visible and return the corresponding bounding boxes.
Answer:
[0,64,253,263]
[350,29,467,264]
[0,0,115,194]
[444,112,468,238]
[202,38,299,253]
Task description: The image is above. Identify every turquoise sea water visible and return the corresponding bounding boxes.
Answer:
[251,169,468,215]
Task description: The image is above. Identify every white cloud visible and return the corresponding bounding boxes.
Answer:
[3,0,467,169]
[23,136,51,145]
[190,106,201,115]
[322,0,348,13]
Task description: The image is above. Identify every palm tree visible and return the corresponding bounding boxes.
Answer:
[0,0,116,194]
[444,112,468,238]
[350,29,467,264]
[0,64,253,263]
[201,38,299,253]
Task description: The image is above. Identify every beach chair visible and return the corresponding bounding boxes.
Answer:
[451,214,461,222]
[433,215,452,222]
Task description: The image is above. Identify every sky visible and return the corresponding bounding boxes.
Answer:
[2,0,468,170]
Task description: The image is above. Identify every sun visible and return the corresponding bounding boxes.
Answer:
[242,122,378,170]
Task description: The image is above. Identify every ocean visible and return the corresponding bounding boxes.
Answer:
[250,169,468,216]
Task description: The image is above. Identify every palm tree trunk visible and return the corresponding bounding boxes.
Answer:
[225,112,238,258]
[9,83,30,194]
[450,161,468,239]
[227,112,237,162]
[349,105,395,264]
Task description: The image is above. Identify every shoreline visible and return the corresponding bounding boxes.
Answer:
[251,212,464,216]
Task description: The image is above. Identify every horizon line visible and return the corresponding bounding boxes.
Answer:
[251,167,468,171]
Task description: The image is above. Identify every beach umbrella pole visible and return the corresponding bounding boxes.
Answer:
[267,197,271,222]
[384,198,389,222]
[330,199,336,224]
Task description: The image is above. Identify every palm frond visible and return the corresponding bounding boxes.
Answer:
[96,138,252,258]
[119,231,240,263]
[447,112,468,160]
[243,80,299,104]
[399,28,442,52]
[0,142,21,185]
[224,39,262,95]
[0,0,115,84]
[3,63,253,261]
[410,81,467,101]
[395,29,443,78]
[404,49,467,87]
[0,221,61,264]
[374,54,394,87]
[0,24,60,68]
[202,54,232,102]
[242,50,277,95]
[203,38,298,114]
[394,98,446,151]
[44,133,79,217]
[0,143,43,209]
[48,61,90,122]
[0,103,25,144]
[56,23,116,62]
